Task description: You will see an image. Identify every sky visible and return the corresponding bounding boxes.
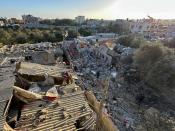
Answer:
[0,0,175,19]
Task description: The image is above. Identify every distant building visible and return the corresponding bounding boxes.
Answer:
[166,24,175,38]
[22,14,41,28]
[22,15,40,24]
[0,20,4,26]
[129,17,170,39]
[0,17,6,26]
[78,33,117,44]
[75,16,85,24]
[8,18,24,25]
[86,19,101,28]
[115,19,130,31]
[100,20,115,27]
[96,33,117,39]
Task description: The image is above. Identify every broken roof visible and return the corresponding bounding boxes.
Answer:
[15,91,95,130]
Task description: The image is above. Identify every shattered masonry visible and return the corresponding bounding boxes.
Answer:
[0,41,117,131]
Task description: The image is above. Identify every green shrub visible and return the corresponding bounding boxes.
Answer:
[0,28,67,44]
[15,33,28,44]
[163,38,175,48]
[145,55,175,89]
[134,42,175,89]
[134,43,164,74]
[117,35,147,48]
[78,28,92,36]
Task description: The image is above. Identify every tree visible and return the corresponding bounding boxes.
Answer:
[107,23,130,35]
[29,30,43,43]
[133,43,175,89]
[55,31,63,42]
[66,30,77,40]
[78,28,92,36]
[0,29,11,44]
[15,33,28,44]
[54,19,75,26]
[163,38,175,48]
[145,55,175,89]
[117,35,147,48]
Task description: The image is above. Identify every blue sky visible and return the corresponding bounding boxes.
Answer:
[0,0,175,19]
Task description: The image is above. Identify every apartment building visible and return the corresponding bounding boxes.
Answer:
[129,17,170,39]
[0,21,4,26]
[75,16,85,24]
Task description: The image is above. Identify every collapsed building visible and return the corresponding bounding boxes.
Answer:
[0,42,117,131]
[1,37,175,130]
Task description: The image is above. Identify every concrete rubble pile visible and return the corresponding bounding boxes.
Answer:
[63,40,175,131]
[1,38,174,131]
[0,41,117,131]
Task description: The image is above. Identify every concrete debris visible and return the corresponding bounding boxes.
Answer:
[143,107,161,131]
[13,86,43,103]
[0,40,174,131]
[4,62,99,130]
[38,74,55,86]
[28,83,41,93]
[0,41,118,131]
[46,87,59,97]
[63,39,175,131]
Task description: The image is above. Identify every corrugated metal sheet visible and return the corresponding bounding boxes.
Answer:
[0,88,12,116]
[0,88,12,102]
[0,65,14,82]
[0,77,14,111]
[0,77,14,117]
[0,116,5,130]
[0,101,6,116]
[0,77,15,91]
[0,65,14,130]
[15,91,95,131]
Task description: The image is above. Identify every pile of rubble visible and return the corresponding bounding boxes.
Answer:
[65,41,175,131]
[0,39,175,131]
[70,45,139,130]
[0,41,117,131]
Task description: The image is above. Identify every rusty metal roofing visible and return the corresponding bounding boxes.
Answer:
[15,91,95,131]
